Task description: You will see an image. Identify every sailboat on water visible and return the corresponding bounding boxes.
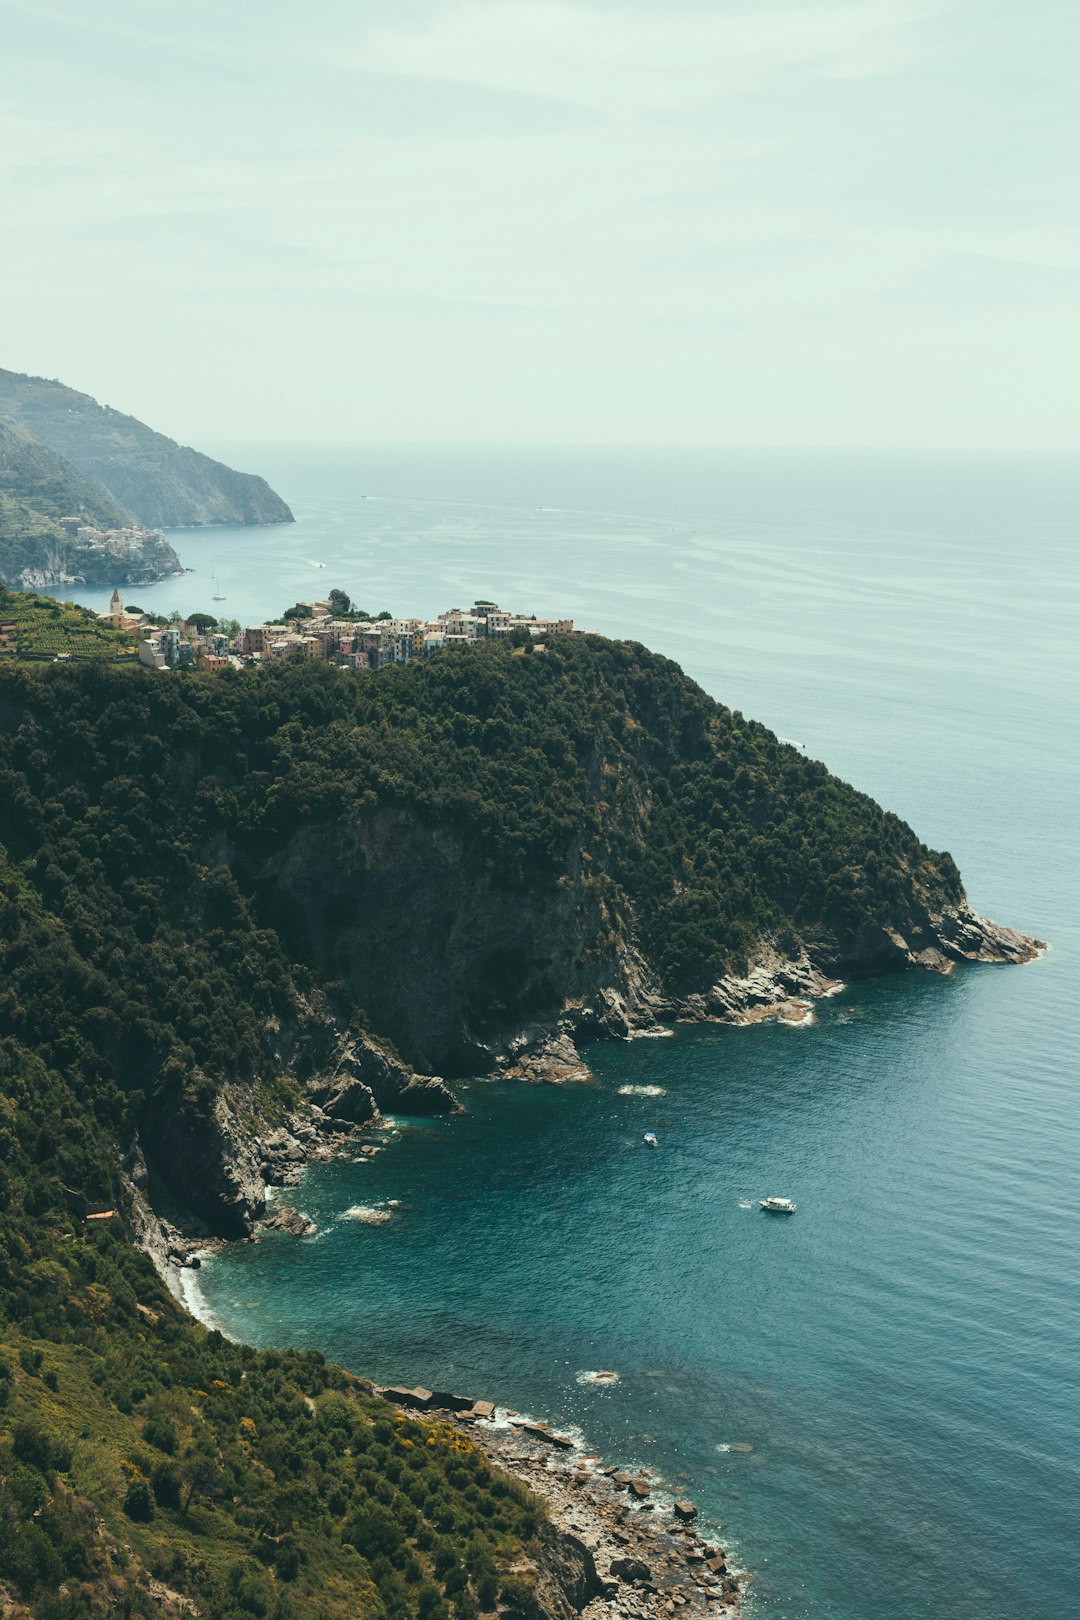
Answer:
[211,572,226,603]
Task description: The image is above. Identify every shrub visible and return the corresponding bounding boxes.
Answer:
[151,1460,182,1509]
[123,1476,155,1522]
[142,1414,179,1454]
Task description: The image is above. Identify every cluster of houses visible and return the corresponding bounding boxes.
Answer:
[58,518,163,559]
[97,591,576,673]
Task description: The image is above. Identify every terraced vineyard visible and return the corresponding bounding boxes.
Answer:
[0,588,137,662]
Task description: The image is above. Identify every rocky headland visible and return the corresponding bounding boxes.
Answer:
[0,638,1045,1620]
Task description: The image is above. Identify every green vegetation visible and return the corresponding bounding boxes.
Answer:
[0,369,294,529]
[0,588,137,662]
[0,419,136,587]
[0,420,184,588]
[0,419,130,532]
[0,1035,542,1618]
[0,635,966,1613]
[0,636,963,1073]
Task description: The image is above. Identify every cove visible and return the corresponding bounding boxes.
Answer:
[166,444,1080,1620]
[198,954,1077,1620]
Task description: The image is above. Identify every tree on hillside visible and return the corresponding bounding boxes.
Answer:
[328,588,351,615]
[180,1449,224,1517]
[186,612,217,633]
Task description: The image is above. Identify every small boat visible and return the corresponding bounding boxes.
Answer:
[760,1195,796,1214]
[643,1132,658,1148]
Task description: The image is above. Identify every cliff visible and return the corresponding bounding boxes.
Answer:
[0,636,1041,1620]
[0,635,1042,1210]
[0,368,293,528]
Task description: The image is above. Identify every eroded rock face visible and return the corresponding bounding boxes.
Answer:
[310,1029,458,1119]
[500,1029,593,1084]
[836,902,1044,976]
[137,1020,461,1247]
[526,1525,604,1620]
[680,907,1045,1033]
[930,904,1045,966]
[700,951,843,1027]
[143,1083,266,1237]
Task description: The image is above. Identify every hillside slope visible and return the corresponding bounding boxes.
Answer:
[0,423,183,587]
[0,369,293,528]
[0,633,1038,1138]
[0,636,1040,1617]
[0,418,131,529]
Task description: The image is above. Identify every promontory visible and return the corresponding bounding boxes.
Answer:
[0,627,1042,1620]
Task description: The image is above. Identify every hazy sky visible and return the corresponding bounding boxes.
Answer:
[2,0,1077,448]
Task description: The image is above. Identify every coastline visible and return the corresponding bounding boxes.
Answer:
[437,1405,745,1620]
[141,917,1046,1620]
[163,1240,744,1619]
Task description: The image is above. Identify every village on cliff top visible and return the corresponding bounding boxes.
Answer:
[99,589,577,672]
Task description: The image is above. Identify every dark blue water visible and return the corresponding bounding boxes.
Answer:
[75,448,1079,1619]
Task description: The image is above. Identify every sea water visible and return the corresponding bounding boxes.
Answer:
[64,449,1080,1618]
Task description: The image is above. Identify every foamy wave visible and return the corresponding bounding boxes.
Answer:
[628,1027,674,1039]
[781,1008,815,1028]
[618,1084,668,1097]
[174,1254,236,1340]
[576,1369,621,1387]
[341,1204,395,1225]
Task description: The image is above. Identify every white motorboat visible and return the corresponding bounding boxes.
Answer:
[643,1132,658,1148]
[760,1195,796,1213]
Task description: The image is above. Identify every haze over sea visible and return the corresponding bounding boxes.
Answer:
[65,448,1079,1619]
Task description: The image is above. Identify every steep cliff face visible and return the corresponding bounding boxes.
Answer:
[0,367,293,527]
[263,811,627,1075]
[0,642,1043,1242]
[257,809,1041,1081]
[138,1016,459,1240]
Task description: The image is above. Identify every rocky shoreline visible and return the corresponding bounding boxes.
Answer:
[482,903,1047,1085]
[128,901,1046,1271]
[130,901,1043,1619]
[133,900,1046,1291]
[366,1389,744,1620]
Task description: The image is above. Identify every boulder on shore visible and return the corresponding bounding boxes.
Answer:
[260,1205,317,1237]
[381,1386,433,1410]
[610,1558,651,1584]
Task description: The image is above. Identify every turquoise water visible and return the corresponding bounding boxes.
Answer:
[69,449,1080,1618]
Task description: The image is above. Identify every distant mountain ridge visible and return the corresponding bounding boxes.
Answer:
[0,367,294,528]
